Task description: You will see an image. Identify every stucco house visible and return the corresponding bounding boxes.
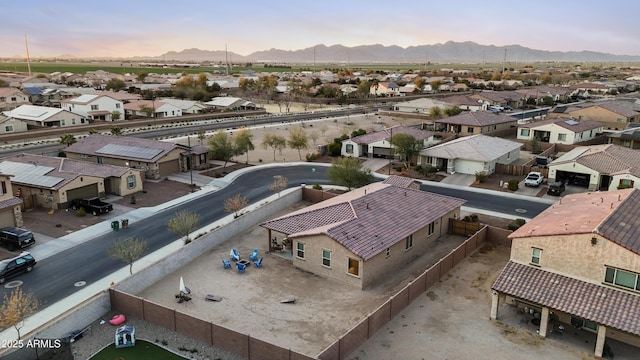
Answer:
[61,94,125,121]
[63,134,188,180]
[340,126,435,158]
[0,153,143,210]
[0,88,30,111]
[418,134,521,175]
[565,103,640,131]
[260,180,465,289]
[392,98,451,114]
[608,127,640,149]
[4,104,87,128]
[370,82,400,96]
[158,98,207,114]
[0,114,29,134]
[548,144,640,191]
[516,117,603,144]
[0,173,24,228]
[124,100,182,119]
[491,188,640,358]
[441,95,483,112]
[204,97,255,110]
[434,111,518,135]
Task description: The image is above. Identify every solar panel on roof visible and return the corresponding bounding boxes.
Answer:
[564,120,579,125]
[96,143,164,160]
[0,161,64,188]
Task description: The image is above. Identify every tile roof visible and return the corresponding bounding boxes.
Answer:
[0,196,23,210]
[440,95,480,106]
[382,175,420,188]
[419,134,522,162]
[348,126,433,145]
[261,183,465,261]
[596,103,640,118]
[551,144,640,178]
[63,134,184,163]
[434,111,517,126]
[510,188,640,254]
[492,261,640,336]
[519,117,603,133]
[123,100,165,111]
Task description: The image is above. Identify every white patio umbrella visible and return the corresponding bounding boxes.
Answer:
[179,276,190,295]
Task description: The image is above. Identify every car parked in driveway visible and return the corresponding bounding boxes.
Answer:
[524,172,544,187]
[547,181,566,196]
[0,226,35,251]
[0,251,36,284]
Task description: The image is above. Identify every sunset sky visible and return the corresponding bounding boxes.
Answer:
[1,0,639,58]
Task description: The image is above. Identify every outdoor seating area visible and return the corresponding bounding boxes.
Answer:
[227,248,264,274]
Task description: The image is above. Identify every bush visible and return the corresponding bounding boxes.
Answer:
[312,184,323,190]
[475,171,488,183]
[393,164,404,172]
[507,178,519,191]
[327,142,341,156]
[508,218,526,231]
[306,153,320,161]
[76,207,86,217]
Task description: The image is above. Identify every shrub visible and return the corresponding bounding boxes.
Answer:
[312,184,323,190]
[306,152,320,161]
[507,178,519,191]
[76,207,86,217]
[393,164,404,172]
[508,218,526,231]
[475,171,488,183]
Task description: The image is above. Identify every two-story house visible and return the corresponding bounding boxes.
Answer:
[434,111,518,135]
[491,189,640,357]
[0,173,24,228]
[370,82,400,96]
[0,88,30,111]
[61,94,124,122]
[124,99,182,119]
[565,103,640,131]
[517,117,603,144]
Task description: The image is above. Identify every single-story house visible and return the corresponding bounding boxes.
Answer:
[440,95,483,112]
[608,126,640,149]
[0,153,143,210]
[491,188,640,358]
[517,117,603,144]
[370,82,400,96]
[4,104,88,128]
[63,134,189,180]
[0,114,29,134]
[434,111,518,135]
[124,100,183,119]
[158,98,207,114]
[260,180,466,289]
[204,97,255,111]
[0,173,24,227]
[547,144,640,191]
[0,87,31,111]
[392,98,451,114]
[418,134,521,175]
[341,126,435,158]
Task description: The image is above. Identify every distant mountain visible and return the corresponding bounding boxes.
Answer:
[155,42,640,63]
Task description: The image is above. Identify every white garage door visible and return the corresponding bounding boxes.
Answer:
[454,159,485,175]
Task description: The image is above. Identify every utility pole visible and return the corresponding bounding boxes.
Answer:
[24,34,32,76]
[187,136,194,192]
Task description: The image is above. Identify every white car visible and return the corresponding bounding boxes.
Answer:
[524,172,544,187]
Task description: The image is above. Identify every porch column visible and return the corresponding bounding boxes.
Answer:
[490,290,499,320]
[594,325,607,358]
[539,307,550,338]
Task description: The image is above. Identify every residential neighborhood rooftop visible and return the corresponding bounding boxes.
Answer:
[63,134,185,162]
[551,144,640,178]
[349,126,433,145]
[420,134,522,162]
[434,111,516,126]
[519,117,603,132]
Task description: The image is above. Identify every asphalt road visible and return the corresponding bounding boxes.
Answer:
[0,164,552,308]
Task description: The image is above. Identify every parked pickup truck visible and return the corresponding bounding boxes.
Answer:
[70,197,114,216]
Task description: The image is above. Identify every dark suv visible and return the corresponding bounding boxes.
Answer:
[0,252,36,283]
[547,181,566,196]
[0,227,35,251]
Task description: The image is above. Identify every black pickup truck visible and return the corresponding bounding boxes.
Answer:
[70,197,114,216]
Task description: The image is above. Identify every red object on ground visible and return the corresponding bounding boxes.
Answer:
[109,314,126,326]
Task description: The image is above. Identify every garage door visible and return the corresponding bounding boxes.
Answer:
[372,147,391,157]
[158,160,180,177]
[67,184,99,201]
[454,159,485,175]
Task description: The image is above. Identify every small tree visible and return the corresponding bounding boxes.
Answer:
[209,131,236,168]
[328,157,374,190]
[59,133,76,147]
[529,137,541,154]
[111,110,121,121]
[110,126,123,136]
[309,131,319,147]
[166,210,200,244]
[105,78,126,91]
[233,129,255,163]
[390,133,423,169]
[288,127,309,160]
[106,236,148,275]
[224,193,249,218]
[269,175,288,197]
[261,133,287,161]
[139,104,154,118]
[0,288,40,340]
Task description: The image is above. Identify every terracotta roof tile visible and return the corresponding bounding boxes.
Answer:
[492,261,640,336]
[434,111,516,126]
[382,175,420,188]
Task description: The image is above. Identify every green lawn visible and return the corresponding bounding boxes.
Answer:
[89,339,190,360]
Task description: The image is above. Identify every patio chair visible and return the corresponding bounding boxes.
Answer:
[254,257,263,268]
[236,262,246,273]
[222,259,231,269]
[230,248,240,262]
[248,248,259,261]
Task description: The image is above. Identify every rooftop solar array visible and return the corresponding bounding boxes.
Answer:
[96,144,164,160]
[0,161,64,188]
[564,119,579,125]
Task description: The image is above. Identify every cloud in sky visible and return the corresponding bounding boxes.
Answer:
[2,0,640,58]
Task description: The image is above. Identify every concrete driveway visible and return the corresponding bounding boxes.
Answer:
[439,173,476,186]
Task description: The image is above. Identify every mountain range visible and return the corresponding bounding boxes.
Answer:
[152,42,640,64]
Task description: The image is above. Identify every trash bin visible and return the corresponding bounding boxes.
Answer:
[121,219,129,228]
[111,220,120,231]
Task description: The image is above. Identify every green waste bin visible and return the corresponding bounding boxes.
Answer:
[111,220,120,231]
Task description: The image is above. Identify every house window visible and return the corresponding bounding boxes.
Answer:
[520,129,530,136]
[619,179,634,188]
[616,118,624,123]
[116,103,121,108]
[322,250,331,267]
[72,119,76,125]
[0,181,5,195]
[507,151,511,160]
[531,248,542,265]
[605,266,640,291]
[4,125,13,133]
[199,153,206,163]
[348,257,360,276]
[345,144,354,154]
[405,234,413,250]
[386,247,390,258]
[467,127,474,133]
[91,105,99,110]
[10,97,16,101]
[97,156,104,164]
[127,175,136,189]
[296,242,305,259]
[61,120,65,126]
[571,316,597,331]
[428,222,435,236]
[557,133,567,141]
